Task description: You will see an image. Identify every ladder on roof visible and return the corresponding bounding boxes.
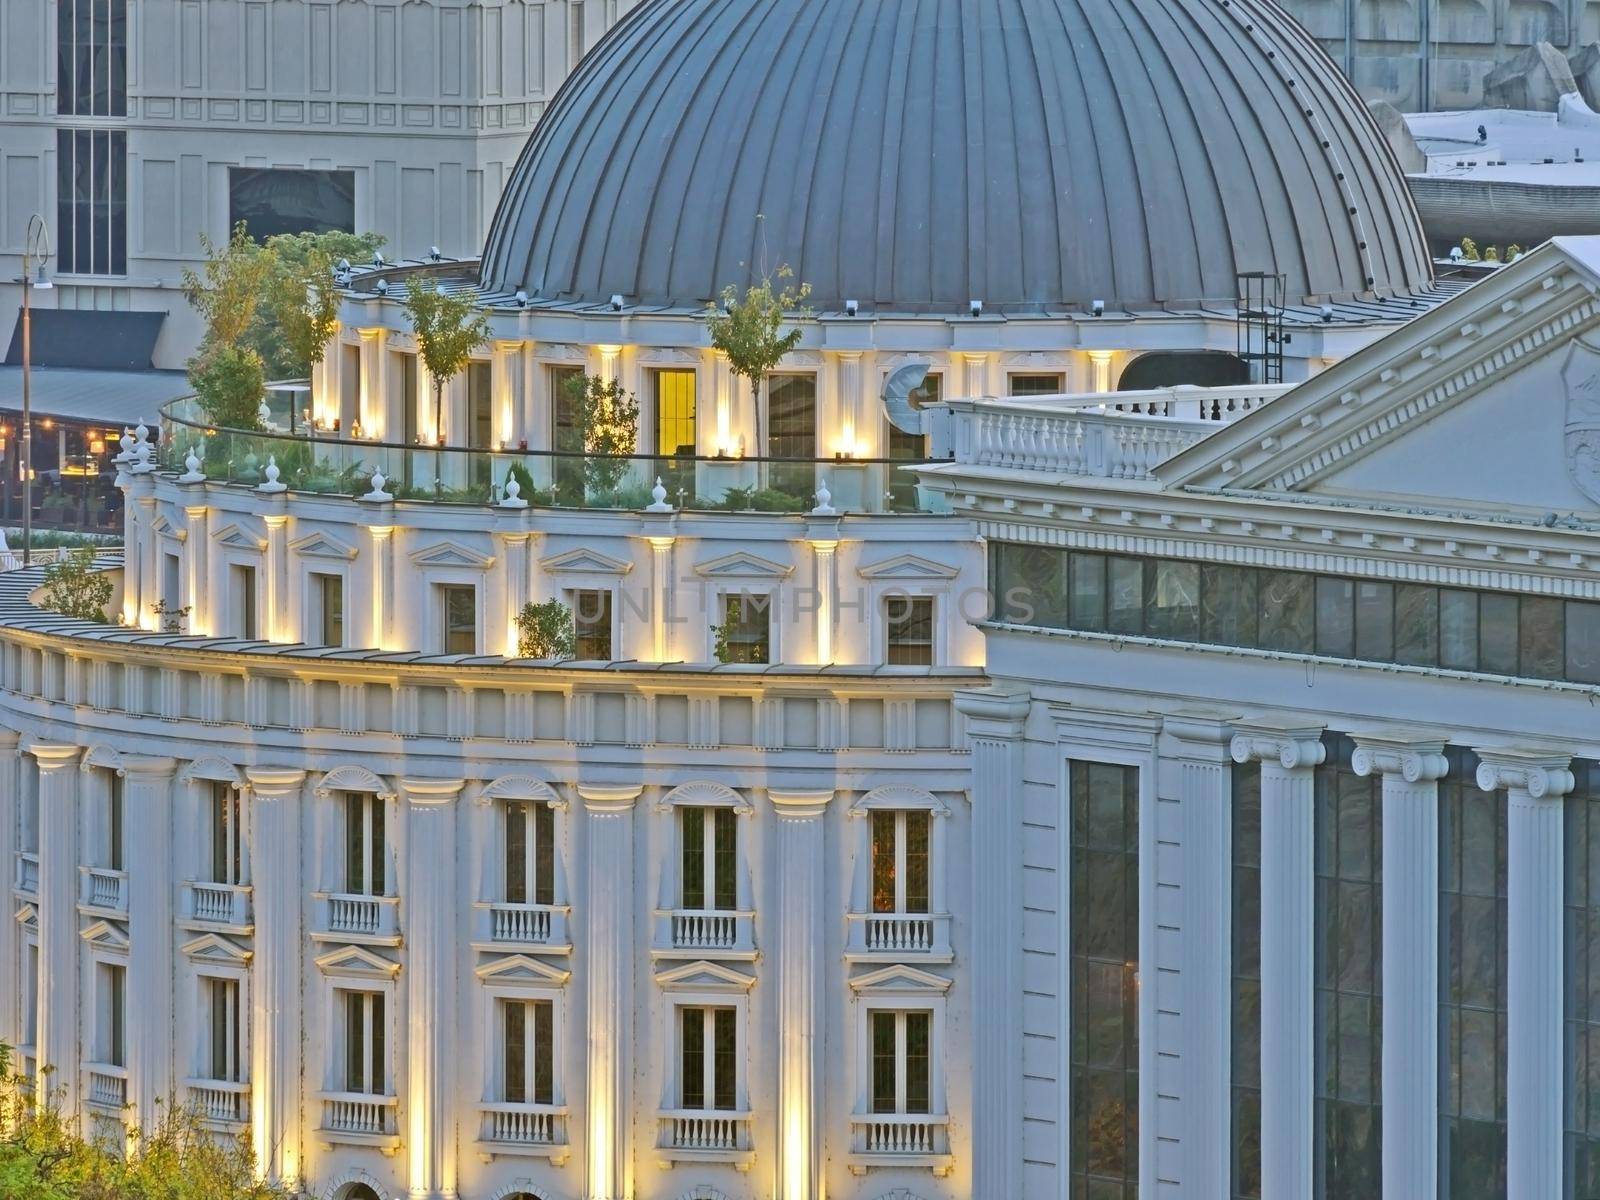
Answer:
[1236,271,1286,386]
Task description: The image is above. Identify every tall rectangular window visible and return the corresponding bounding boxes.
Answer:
[343,990,386,1094]
[1070,759,1139,1195]
[1314,735,1382,1197]
[343,792,385,896]
[871,1010,931,1114]
[98,962,126,1066]
[680,1006,737,1111]
[1566,761,1600,1197]
[207,977,242,1082]
[766,373,816,502]
[500,997,554,1105]
[467,361,493,449]
[399,353,420,446]
[57,0,127,116]
[551,365,585,501]
[440,585,477,654]
[504,799,555,907]
[1439,749,1506,1198]
[103,768,123,871]
[719,593,770,664]
[1232,760,1263,1199]
[210,781,242,885]
[681,806,737,911]
[654,369,697,497]
[871,809,931,914]
[568,1,586,67]
[230,564,258,640]
[887,373,939,508]
[56,129,127,276]
[885,596,934,665]
[571,589,613,660]
[314,573,345,648]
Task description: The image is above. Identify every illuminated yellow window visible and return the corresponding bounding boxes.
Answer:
[655,370,697,457]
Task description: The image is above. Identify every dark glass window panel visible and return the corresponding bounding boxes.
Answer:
[905,1011,931,1114]
[1354,582,1394,661]
[1395,585,1439,667]
[766,373,817,503]
[467,361,493,449]
[442,585,476,654]
[1478,593,1519,676]
[345,791,365,894]
[713,806,737,911]
[1566,770,1600,1196]
[1008,373,1064,396]
[371,992,385,1093]
[1071,759,1139,1195]
[370,795,385,895]
[887,374,938,505]
[345,991,363,1092]
[58,0,127,116]
[1260,572,1314,652]
[1069,552,1106,632]
[1107,557,1144,635]
[1568,603,1600,685]
[505,801,527,904]
[1316,578,1355,658]
[681,1007,704,1109]
[1147,561,1200,640]
[56,128,128,277]
[573,589,613,660]
[681,807,705,909]
[1441,591,1480,671]
[1233,761,1263,1199]
[1519,596,1562,680]
[713,1007,737,1110]
[886,595,934,665]
[533,1000,553,1105]
[1203,564,1258,647]
[228,167,356,240]
[871,809,895,914]
[534,801,555,907]
[905,810,931,913]
[722,593,770,664]
[872,1011,897,1113]
[994,544,1069,628]
[504,999,526,1103]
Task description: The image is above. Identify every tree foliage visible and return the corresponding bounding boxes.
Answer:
[703,264,812,455]
[254,230,385,379]
[187,344,267,432]
[516,599,576,659]
[402,283,491,443]
[563,373,640,492]
[181,223,272,349]
[0,1044,291,1199]
[38,548,112,623]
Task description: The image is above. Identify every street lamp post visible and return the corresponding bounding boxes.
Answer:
[19,214,52,567]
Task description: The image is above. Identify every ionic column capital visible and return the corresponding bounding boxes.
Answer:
[400,777,466,806]
[1350,731,1450,784]
[25,742,82,769]
[578,782,643,814]
[1474,748,1575,799]
[244,766,308,799]
[1230,721,1326,771]
[769,789,833,819]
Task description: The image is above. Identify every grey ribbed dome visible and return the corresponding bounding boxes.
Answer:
[480,0,1433,313]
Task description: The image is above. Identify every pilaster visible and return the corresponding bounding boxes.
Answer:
[808,529,839,665]
[244,766,307,1190]
[579,782,642,1200]
[183,505,209,636]
[1475,746,1575,1196]
[0,730,20,1049]
[402,777,465,1200]
[1230,720,1325,1200]
[1351,730,1449,1199]
[956,686,1031,1198]
[138,493,159,630]
[29,741,82,1109]
[263,512,289,643]
[367,523,396,651]
[495,525,534,658]
[122,755,178,1132]
[645,532,675,662]
[358,327,388,438]
[1159,709,1241,1198]
[769,788,834,1200]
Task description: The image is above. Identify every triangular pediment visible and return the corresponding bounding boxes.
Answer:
[693,550,794,579]
[15,903,36,929]
[1154,239,1600,518]
[80,920,130,952]
[474,953,572,986]
[848,963,952,994]
[211,523,266,552]
[539,547,634,576]
[654,959,757,992]
[149,512,182,540]
[409,541,494,569]
[857,553,960,581]
[290,530,359,561]
[315,943,400,978]
[181,932,253,965]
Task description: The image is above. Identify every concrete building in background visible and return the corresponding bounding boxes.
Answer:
[0,0,639,372]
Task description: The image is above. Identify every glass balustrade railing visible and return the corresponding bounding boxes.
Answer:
[159,396,947,516]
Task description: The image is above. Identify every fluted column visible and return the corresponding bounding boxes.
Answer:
[358,328,388,437]
[367,524,395,650]
[0,731,17,1050]
[263,513,289,642]
[646,534,674,662]
[495,528,532,657]
[403,777,464,1200]
[30,742,82,1109]
[834,351,863,453]
[809,536,838,664]
[770,788,833,1200]
[957,686,1031,1197]
[1475,747,1574,1196]
[1230,721,1324,1199]
[246,767,307,1190]
[124,756,178,1131]
[184,505,210,635]
[580,783,641,1200]
[1160,710,1240,1197]
[138,494,159,630]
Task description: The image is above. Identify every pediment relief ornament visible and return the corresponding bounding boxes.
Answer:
[1565,338,1600,508]
[410,540,495,570]
[290,530,360,561]
[181,932,252,964]
[539,547,634,575]
[315,943,400,978]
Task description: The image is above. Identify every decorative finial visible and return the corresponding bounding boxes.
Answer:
[179,445,206,484]
[362,468,392,502]
[258,399,272,428]
[257,455,286,493]
[118,428,134,460]
[499,470,528,509]
[645,475,674,512]
[811,477,837,515]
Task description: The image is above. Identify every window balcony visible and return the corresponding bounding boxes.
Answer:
[317,1091,400,1151]
[186,1077,249,1126]
[14,851,38,899]
[848,1112,953,1176]
[651,909,757,961]
[78,866,127,915]
[845,911,953,963]
[476,1101,570,1162]
[83,1062,127,1110]
[470,901,571,954]
[310,892,401,946]
[180,881,253,931]
[654,1109,755,1169]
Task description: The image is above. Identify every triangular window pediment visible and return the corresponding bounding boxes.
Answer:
[849,963,952,994]
[315,943,400,978]
[211,523,266,552]
[181,932,252,965]
[693,550,793,579]
[474,954,572,986]
[539,547,634,576]
[857,553,960,581]
[654,960,757,992]
[80,920,130,952]
[15,903,37,929]
[290,530,359,561]
[409,541,494,570]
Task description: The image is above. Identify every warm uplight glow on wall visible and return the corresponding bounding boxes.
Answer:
[598,344,621,384]
[784,1104,809,1199]
[1089,350,1114,394]
[588,1088,614,1197]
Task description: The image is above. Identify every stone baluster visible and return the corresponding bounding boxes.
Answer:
[1351,731,1449,1198]
[957,687,1031,1196]
[245,767,307,1190]
[123,756,178,1132]
[30,742,82,1108]
[402,777,465,1200]
[1475,747,1575,1196]
[579,783,642,1200]
[1230,722,1325,1200]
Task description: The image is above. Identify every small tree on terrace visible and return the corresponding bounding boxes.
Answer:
[562,373,640,494]
[704,263,813,457]
[182,223,273,429]
[403,282,490,450]
[262,244,342,386]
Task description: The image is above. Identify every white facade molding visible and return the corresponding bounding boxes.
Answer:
[656,780,751,814]
[312,764,395,801]
[539,547,635,576]
[848,784,950,818]
[476,774,564,807]
[693,550,796,579]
